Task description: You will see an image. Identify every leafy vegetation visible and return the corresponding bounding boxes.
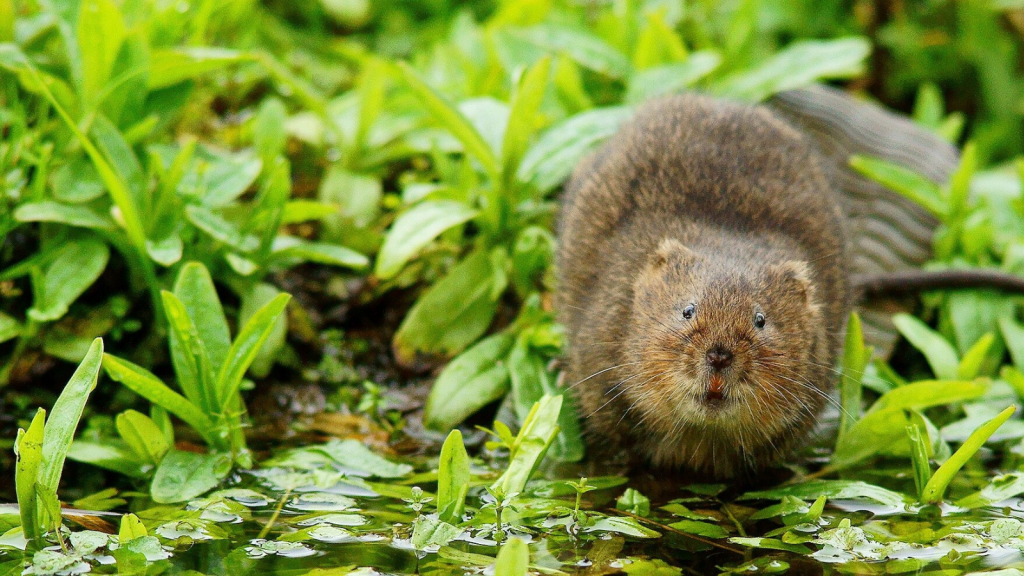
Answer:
[3,0,1024,574]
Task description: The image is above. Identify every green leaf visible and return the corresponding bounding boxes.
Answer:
[741,480,908,509]
[957,472,1024,509]
[375,200,479,279]
[116,410,171,467]
[118,514,148,543]
[624,51,722,104]
[832,380,987,468]
[839,312,868,437]
[906,423,932,500]
[214,293,292,412]
[501,56,551,190]
[172,262,231,371]
[437,430,470,523]
[892,314,960,380]
[313,439,413,478]
[238,284,287,378]
[77,0,126,106]
[270,237,369,269]
[713,37,870,102]
[254,97,288,165]
[616,488,651,517]
[393,249,506,365]
[729,537,811,555]
[587,516,660,538]
[186,205,259,251]
[14,201,115,230]
[102,354,218,447]
[849,156,946,218]
[411,515,462,550]
[66,440,147,478]
[512,24,631,79]
[424,332,515,430]
[151,450,231,504]
[397,62,499,182]
[1000,317,1024,373]
[38,338,104,532]
[15,409,45,548]
[958,333,995,379]
[517,106,633,192]
[494,537,529,576]
[492,395,562,495]
[667,519,729,539]
[28,240,110,322]
[148,47,251,89]
[921,405,1016,503]
[162,290,216,412]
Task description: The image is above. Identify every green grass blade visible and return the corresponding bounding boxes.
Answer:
[102,353,218,448]
[214,293,291,412]
[15,409,45,548]
[849,155,946,219]
[921,405,1015,504]
[397,62,500,183]
[501,56,551,192]
[906,423,932,501]
[37,338,103,532]
[839,312,868,438]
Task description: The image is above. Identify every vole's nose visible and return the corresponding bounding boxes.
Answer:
[706,346,733,371]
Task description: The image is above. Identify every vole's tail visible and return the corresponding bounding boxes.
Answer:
[767,85,959,355]
[854,270,1024,300]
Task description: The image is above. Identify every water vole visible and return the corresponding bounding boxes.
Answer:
[556,94,852,479]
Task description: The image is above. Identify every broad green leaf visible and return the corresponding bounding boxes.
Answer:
[148,48,251,89]
[28,240,110,322]
[397,62,499,182]
[254,97,288,165]
[198,155,263,207]
[38,338,104,532]
[313,439,413,478]
[625,51,722,104]
[162,291,216,412]
[214,293,291,412]
[393,249,506,365]
[118,514,148,543]
[318,167,382,230]
[437,430,470,523]
[102,354,218,448]
[494,537,529,576]
[512,24,631,79]
[713,37,870,102]
[492,395,562,495]
[729,537,812,555]
[517,106,633,192]
[77,0,126,106]
[411,515,462,550]
[501,57,551,190]
[741,480,908,509]
[151,450,231,504]
[186,205,259,251]
[14,201,114,230]
[957,473,1024,509]
[424,332,515,430]
[850,156,945,218]
[15,409,45,548]
[116,410,171,467]
[172,263,231,374]
[146,233,183,266]
[270,237,369,269]
[375,200,479,279]
[66,440,147,478]
[667,519,729,539]
[892,314,960,380]
[922,405,1015,503]
[0,312,20,344]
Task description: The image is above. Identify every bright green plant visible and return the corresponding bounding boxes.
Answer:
[86,262,289,482]
[14,338,103,550]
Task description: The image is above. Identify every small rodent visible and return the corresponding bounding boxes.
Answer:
[557,91,1024,479]
[557,94,851,479]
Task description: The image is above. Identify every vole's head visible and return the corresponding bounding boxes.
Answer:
[623,238,826,470]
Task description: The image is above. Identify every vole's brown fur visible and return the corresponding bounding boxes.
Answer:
[557,94,851,479]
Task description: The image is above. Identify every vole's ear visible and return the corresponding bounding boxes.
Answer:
[771,261,817,303]
[651,238,696,269]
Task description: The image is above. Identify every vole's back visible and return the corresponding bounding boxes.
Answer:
[557,95,853,477]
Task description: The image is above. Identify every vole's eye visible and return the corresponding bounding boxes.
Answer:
[682,304,696,320]
[754,312,766,329]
